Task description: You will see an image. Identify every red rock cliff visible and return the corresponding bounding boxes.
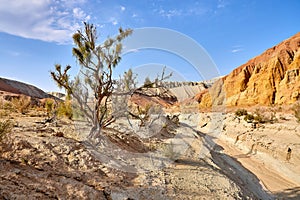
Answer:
[198,32,300,107]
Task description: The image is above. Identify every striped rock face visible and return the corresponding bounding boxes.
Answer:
[197,32,300,108]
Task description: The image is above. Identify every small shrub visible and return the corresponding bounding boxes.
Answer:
[45,99,55,115]
[0,119,13,140]
[138,104,153,126]
[253,112,264,123]
[0,110,9,118]
[72,103,85,120]
[57,100,73,119]
[3,102,14,111]
[244,114,254,122]
[244,110,264,123]
[137,104,152,116]
[279,115,288,121]
[254,108,278,123]
[235,109,248,117]
[11,95,31,114]
[143,77,154,88]
[268,110,278,123]
[293,103,300,123]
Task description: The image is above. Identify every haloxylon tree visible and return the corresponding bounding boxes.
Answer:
[51,22,132,135]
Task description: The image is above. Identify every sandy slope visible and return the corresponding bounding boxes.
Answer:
[0,77,50,99]
[219,139,299,194]
[199,112,300,199]
[108,113,274,199]
[1,108,299,199]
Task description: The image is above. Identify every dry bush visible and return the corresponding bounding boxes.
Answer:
[3,101,14,111]
[0,119,13,140]
[244,113,255,122]
[44,98,55,115]
[11,95,31,114]
[243,110,263,123]
[235,108,248,117]
[293,102,300,123]
[129,104,151,126]
[244,108,278,124]
[0,109,9,118]
[57,100,73,120]
[254,108,278,123]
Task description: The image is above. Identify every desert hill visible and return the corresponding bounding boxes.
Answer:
[197,32,300,107]
[0,77,50,99]
[1,33,300,199]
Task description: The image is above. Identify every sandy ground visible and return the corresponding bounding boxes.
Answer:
[105,113,276,199]
[1,107,300,199]
[198,112,300,199]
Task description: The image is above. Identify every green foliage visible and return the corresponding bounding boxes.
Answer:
[45,99,55,114]
[111,68,138,120]
[51,22,132,130]
[235,109,248,117]
[143,77,153,88]
[57,100,73,120]
[244,113,264,123]
[0,119,12,140]
[244,113,254,122]
[122,69,136,91]
[51,65,72,96]
[143,67,172,88]
[243,108,277,124]
[254,114,264,123]
[71,103,85,120]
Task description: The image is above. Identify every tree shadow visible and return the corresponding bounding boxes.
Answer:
[210,144,274,200]
[274,187,300,200]
[178,122,274,199]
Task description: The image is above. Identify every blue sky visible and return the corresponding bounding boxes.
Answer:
[0,0,299,92]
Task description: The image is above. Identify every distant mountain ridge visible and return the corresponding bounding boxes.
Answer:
[197,32,300,107]
[0,77,50,99]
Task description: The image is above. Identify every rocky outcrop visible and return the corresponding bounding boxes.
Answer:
[197,32,300,107]
[48,92,66,100]
[131,86,178,108]
[170,83,207,102]
[164,81,210,88]
[0,77,50,99]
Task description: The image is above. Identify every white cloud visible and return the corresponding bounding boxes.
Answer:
[73,7,90,20]
[231,49,243,53]
[217,0,228,8]
[98,24,105,28]
[60,0,87,7]
[158,8,182,18]
[108,17,118,26]
[0,0,90,44]
[231,45,244,53]
[155,3,210,19]
[121,6,126,12]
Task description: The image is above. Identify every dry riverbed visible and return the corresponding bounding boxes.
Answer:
[0,110,299,199]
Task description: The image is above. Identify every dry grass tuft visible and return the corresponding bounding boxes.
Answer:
[0,119,13,140]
